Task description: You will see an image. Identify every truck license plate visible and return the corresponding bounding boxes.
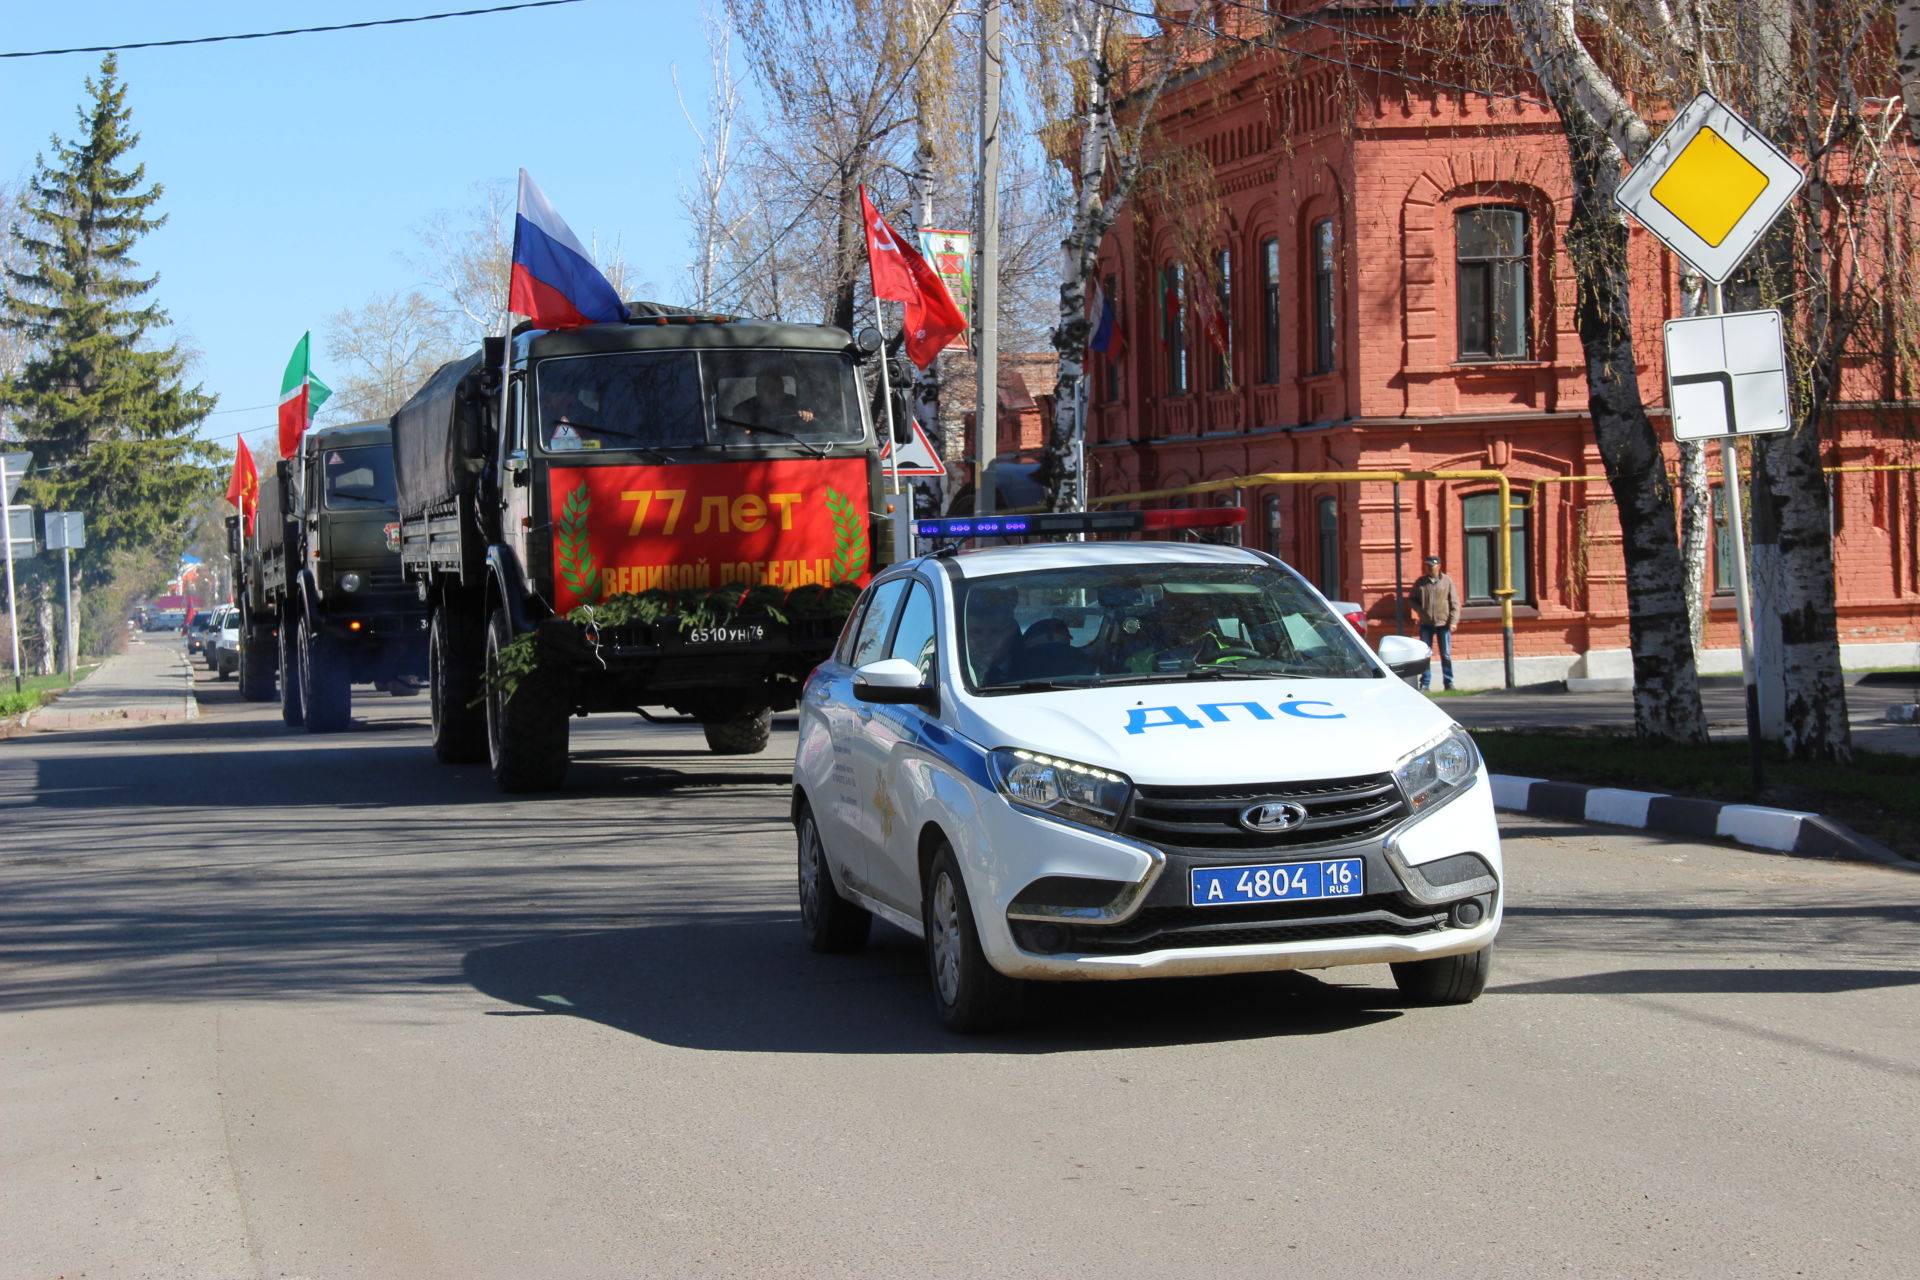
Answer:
[678,622,769,647]
[1190,858,1364,906]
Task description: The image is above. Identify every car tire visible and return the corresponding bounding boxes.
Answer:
[1391,945,1492,1005]
[484,608,570,792]
[703,706,773,755]
[923,843,1025,1033]
[298,617,351,733]
[278,622,304,727]
[217,656,234,680]
[796,806,870,953]
[429,606,487,764]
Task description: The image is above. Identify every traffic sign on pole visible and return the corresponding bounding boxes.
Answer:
[2,452,29,502]
[5,506,36,558]
[879,417,946,477]
[1616,92,1806,284]
[1663,309,1793,441]
[43,511,86,551]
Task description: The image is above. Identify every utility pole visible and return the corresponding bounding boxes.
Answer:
[1,452,24,694]
[975,0,1002,516]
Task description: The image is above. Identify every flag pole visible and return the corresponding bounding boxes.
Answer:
[1,453,21,694]
[872,295,911,563]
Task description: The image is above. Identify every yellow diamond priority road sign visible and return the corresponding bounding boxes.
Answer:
[1617,92,1805,283]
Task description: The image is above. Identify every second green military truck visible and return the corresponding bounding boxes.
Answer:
[230,420,429,730]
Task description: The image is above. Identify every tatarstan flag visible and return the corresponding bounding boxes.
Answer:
[225,436,259,535]
[277,332,332,458]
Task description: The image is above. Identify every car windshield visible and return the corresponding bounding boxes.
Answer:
[322,446,397,509]
[955,562,1380,692]
[535,349,865,453]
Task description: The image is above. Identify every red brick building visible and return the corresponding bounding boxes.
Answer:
[1071,3,1920,688]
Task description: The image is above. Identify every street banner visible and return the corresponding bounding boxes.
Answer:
[917,229,972,352]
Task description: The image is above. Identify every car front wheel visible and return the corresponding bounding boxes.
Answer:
[923,843,1025,1033]
[1391,945,1492,1005]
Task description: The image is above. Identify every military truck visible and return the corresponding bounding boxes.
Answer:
[228,421,428,730]
[390,306,889,792]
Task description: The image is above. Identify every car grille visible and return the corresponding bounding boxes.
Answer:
[1122,773,1409,853]
[1055,897,1447,957]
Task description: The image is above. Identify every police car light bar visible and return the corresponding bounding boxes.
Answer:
[914,508,1245,540]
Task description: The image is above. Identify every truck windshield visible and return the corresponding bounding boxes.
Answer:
[535,349,865,453]
[322,446,397,509]
[956,564,1381,692]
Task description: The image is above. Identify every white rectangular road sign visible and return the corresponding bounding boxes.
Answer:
[43,511,85,550]
[6,505,38,558]
[1617,92,1806,284]
[1664,309,1792,441]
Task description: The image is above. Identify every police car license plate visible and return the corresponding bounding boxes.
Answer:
[1190,858,1364,906]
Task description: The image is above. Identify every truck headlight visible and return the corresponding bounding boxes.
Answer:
[1394,726,1478,811]
[339,572,363,592]
[988,748,1131,831]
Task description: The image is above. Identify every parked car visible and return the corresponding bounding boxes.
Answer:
[210,605,241,679]
[183,611,219,656]
[145,608,186,633]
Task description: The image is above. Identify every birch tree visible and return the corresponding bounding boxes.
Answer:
[677,6,749,312]
[1025,0,1215,512]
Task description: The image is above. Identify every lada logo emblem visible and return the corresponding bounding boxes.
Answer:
[1239,801,1309,832]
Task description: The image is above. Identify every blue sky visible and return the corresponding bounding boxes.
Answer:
[1,1,724,450]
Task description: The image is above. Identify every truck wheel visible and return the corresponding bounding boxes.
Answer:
[430,606,487,764]
[484,608,570,792]
[238,626,276,701]
[298,617,351,733]
[703,706,773,755]
[278,623,304,727]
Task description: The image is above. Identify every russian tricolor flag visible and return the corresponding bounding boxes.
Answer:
[1089,277,1125,359]
[509,169,628,330]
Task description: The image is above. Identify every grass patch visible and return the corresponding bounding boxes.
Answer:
[1471,729,1920,858]
[0,665,100,719]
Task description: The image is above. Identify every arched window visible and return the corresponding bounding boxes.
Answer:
[1456,206,1530,361]
[1311,219,1336,375]
[1463,491,1531,604]
[1264,494,1284,554]
[1210,249,1232,390]
[1316,495,1340,595]
[1162,262,1188,395]
[1101,273,1121,404]
[1260,237,1281,383]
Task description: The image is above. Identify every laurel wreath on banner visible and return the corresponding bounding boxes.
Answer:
[826,487,868,584]
[556,482,597,604]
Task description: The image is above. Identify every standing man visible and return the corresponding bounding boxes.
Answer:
[1409,554,1461,691]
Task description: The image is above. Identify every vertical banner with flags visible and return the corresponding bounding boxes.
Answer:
[916,229,972,352]
[226,437,259,535]
[510,169,629,330]
[860,187,966,368]
[277,332,331,459]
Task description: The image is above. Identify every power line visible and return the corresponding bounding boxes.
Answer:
[1,0,584,60]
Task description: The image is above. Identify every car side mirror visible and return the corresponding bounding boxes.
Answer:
[853,657,936,707]
[1377,633,1432,681]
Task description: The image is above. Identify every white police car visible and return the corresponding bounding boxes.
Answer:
[792,510,1501,1032]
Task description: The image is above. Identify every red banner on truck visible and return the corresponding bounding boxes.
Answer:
[547,459,872,612]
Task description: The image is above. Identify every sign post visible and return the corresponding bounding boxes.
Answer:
[1617,92,1803,793]
[0,452,29,694]
[45,513,86,680]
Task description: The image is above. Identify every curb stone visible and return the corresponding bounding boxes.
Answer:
[1490,774,1911,867]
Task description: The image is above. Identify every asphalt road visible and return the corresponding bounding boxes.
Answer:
[2,665,1916,1279]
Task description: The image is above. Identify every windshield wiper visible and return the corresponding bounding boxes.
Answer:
[714,414,828,458]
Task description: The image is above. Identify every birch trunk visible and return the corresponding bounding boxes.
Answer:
[1513,1,1708,742]
[908,121,944,516]
[1678,440,1711,656]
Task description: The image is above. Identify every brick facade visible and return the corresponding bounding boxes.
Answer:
[1069,6,1920,687]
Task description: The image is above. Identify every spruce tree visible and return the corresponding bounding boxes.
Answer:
[1,54,219,655]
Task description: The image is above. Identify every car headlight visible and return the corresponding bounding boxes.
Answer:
[339,572,363,592]
[1393,725,1479,811]
[988,748,1132,831]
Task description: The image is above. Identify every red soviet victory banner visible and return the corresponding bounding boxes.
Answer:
[546,458,874,612]
[859,186,965,368]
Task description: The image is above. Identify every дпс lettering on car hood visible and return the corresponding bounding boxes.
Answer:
[949,676,1457,787]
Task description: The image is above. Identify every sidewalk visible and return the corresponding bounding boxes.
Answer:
[14,635,198,732]
[1442,672,1920,757]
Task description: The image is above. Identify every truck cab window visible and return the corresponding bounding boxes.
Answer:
[323,446,397,509]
